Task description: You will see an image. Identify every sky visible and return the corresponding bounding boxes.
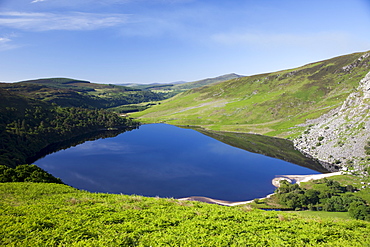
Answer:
[0,0,370,84]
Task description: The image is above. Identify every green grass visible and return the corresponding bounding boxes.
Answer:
[290,211,351,220]
[1,182,370,246]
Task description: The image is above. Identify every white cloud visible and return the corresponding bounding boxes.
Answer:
[0,36,18,51]
[0,11,130,31]
[31,0,47,3]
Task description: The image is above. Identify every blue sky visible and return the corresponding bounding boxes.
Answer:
[0,0,370,84]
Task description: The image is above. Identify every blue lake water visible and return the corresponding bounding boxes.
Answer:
[35,123,320,202]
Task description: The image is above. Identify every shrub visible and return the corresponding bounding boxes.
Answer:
[348,201,370,220]
[0,164,63,184]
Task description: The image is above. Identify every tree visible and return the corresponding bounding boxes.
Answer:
[323,194,365,212]
[348,201,370,220]
[305,189,320,205]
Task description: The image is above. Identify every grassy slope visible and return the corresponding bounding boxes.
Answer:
[1,182,369,246]
[133,51,370,138]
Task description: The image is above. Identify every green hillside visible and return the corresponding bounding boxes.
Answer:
[1,182,369,246]
[133,51,370,137]
[0,78,165,109]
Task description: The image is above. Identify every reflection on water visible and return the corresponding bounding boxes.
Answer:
[194,127,328,173]
[27,126,137,164]
[36,124,323,202]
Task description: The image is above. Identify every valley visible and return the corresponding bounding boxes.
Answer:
[1,50,370,246]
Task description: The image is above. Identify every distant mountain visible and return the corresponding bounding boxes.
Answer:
[132,51,370,172]
[171,81,188,85]
[18,78,91,85]
[172,73,244,91]
[118,82,176,91]
[119,81,187,88]
[121,73,244,92]
[0,78,165,109]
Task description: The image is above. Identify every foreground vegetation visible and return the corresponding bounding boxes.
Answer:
[1,182,369,246]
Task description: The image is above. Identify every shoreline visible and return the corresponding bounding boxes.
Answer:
[178,171,342,206]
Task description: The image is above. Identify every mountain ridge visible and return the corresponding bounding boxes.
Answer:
[121,73,244,92]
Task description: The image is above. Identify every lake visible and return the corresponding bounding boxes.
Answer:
[35,123,322,202]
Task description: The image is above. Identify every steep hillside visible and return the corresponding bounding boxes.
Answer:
[0,78,165,109]
[294,70,370,172]
[133,51,370,136]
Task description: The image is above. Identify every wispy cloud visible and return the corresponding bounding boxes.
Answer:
[0,36,19,51]
[0,11,130,31]
[31,0,47,3]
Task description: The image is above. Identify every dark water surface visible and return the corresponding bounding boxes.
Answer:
[36,124,320,201]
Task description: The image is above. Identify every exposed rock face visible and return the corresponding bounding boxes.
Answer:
[341,53,370,72]
[294,70,370,172]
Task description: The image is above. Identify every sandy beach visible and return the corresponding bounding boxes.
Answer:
[179,171,342,206]
[277,171,342,185]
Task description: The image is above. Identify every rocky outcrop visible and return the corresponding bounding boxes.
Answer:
[294,70,370,173]
[341,53,370,72]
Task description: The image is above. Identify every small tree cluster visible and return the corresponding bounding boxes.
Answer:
[275,179,370,220]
